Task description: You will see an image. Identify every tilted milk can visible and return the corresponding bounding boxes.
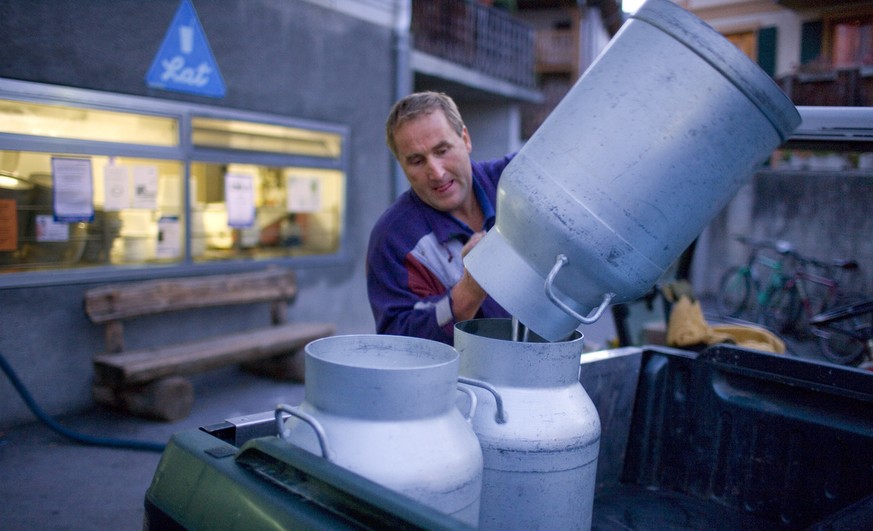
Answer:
[277,334,483,526]
[464,0,802,341]
[455,319,600,530]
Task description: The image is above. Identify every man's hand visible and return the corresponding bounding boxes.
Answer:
[451,232,488,322]
[461,231,486,257]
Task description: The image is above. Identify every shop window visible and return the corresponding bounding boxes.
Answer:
[188,162,344,262]
[0,81,348,282]
[1,152,185,270]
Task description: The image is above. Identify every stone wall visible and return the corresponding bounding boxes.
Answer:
[693,170,872,299]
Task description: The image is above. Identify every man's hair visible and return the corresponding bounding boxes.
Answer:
[385,91,465,158]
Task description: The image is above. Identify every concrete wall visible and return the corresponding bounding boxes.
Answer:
[693,170,873,299]
[464,101,523,161]
[0,0,397,426]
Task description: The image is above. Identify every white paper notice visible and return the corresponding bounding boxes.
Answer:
[287,175,321,213]
[103,164,130,211]
[156,216,181,258]
[51,157,94,222]
[132,166,159,209]
[225,172,255,228]
[35,215,69,242]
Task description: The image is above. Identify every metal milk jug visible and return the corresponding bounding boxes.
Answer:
[455,319,600,530]
[278,334,483,525]
[464,0,802,341]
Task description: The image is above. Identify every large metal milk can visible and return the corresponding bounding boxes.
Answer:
[278,334,483,525]
[455,319,600,530]
[464,0,802,341]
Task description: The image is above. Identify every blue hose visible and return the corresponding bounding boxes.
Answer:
[0,350,166,453]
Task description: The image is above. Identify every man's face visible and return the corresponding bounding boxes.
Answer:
[393,110,474,216]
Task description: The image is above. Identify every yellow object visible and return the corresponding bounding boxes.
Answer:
[710,324,786,354]
[666,295,785,354]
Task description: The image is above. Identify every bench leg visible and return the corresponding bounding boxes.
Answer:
[93,376,194,422]
[240,348,305,382]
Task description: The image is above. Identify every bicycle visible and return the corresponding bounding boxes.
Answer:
[761,249,864,362]
[717,236,863,361]
[716,235,795,326]
[810,298,873,367]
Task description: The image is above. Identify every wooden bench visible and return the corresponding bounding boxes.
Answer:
[84,268,335,421]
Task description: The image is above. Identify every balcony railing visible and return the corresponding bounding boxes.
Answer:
[411,0,536,89]
[778,67,873,107]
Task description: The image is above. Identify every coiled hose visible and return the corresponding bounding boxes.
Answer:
[0,350,166,453]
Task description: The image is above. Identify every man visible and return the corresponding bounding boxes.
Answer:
[366,91,513,344]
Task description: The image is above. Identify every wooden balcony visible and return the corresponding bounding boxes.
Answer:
[535,27,579,76]
[779,66,873,107]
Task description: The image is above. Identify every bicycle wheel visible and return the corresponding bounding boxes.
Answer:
[762,284,801,335]
[717,266,754,319]
[816,294,870,365]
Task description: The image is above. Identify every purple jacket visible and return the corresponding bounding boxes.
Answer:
[366,156,514,344]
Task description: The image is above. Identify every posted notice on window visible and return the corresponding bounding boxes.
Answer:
[51,157,94,222]
[287,175,321,213]
[132,166,159,210]
[157,216,181,258]
[225,172,255,228]
[103,164,130,211]
[36,215,69,242]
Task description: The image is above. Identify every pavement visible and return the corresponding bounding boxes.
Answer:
[0,365,307,531]
[0,308,827,531]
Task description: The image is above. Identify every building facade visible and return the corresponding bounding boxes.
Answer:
[1,0,870,427]
[0,0,545,426]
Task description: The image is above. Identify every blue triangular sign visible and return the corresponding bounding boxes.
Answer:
[145,0,226,98]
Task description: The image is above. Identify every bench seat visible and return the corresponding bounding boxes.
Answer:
[93,322,335,387]
[84,268,335,421]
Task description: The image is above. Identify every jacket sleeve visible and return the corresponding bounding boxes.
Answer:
[366,224,457,345]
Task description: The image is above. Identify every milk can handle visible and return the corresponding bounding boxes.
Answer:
[275,404,334,461]
[545,254,615,324]
[456,384,478,423]
[457,376,507,424]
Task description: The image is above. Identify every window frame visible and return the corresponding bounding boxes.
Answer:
[0,78,350,289]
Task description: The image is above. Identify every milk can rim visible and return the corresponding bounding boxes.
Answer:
[304,333,460,371]
[455,318,584,344]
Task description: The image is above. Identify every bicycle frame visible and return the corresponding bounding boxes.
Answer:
[755,255,788,310]
[717,236,793,323]
[790,265,841,323]
[718,235,865,363]
[765,251,863,362]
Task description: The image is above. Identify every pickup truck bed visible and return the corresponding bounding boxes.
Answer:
[583,345,873,530]
[145,345,873,529]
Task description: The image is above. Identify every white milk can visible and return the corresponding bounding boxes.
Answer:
[277,334,483,525]
[455,319,600,530]
[464,0,802,341]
